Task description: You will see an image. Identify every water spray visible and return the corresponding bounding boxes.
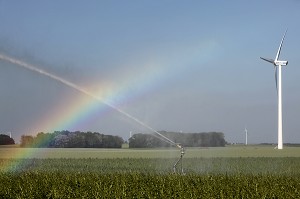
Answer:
[0,53,185,173]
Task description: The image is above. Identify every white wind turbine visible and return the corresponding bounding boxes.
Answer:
[260,30,288,149]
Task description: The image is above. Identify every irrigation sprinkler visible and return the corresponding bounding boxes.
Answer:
[148,133,186,173]
[173,143,185,174]
[149,133,186,173]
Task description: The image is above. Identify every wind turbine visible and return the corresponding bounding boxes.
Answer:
[260,30,288,149]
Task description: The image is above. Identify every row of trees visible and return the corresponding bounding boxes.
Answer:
[0,134,15,145]
[129,131,226,148]
[20,131,124,148]
[8,130,226,148]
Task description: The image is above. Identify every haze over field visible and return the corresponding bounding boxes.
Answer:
[0,1,300,144]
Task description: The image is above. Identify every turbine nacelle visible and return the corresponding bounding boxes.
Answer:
[260,58,288,66]
[260,29,288,67]
[274,60,288,66]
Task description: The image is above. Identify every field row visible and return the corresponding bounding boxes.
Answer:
[1,157,300,175]
[1,171,299,198]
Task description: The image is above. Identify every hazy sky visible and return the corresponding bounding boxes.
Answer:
[0,1,299,144]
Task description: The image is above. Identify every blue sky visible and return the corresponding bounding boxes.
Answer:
[0,1,300,144]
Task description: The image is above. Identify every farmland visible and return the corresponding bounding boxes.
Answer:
[2,145,300,159]
[1,146,300,198]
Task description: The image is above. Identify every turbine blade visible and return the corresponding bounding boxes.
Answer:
[275,29,288,62]
[260,57,274,64]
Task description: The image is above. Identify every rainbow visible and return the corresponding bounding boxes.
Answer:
[43,63,165,132]
[0,39,218,172]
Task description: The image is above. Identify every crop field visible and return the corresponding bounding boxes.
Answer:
[1,146,300,198]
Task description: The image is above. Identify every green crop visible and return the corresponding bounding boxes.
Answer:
[1,171,299,198]
[1,157,300,198]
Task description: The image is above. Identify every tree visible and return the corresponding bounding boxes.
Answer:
[20,130,124,148]
[32,132,54,147]
[20,135,34,147]
[0,134,15,145]
[129,131,226,148]
[85,132,97,147]
[129,133,170,148]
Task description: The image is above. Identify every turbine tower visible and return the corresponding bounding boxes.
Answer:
[260,30,288,149]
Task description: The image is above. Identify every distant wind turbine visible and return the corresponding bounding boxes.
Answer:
[260,30,288,150]
[244,127,248,145]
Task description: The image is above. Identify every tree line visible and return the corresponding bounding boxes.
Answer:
[20,131,124,148]
[129,131,226,148]
[3,130,226,148]
[0,134,15,145]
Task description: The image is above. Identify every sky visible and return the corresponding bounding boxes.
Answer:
[0,1,299,144]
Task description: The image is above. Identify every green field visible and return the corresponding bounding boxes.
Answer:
[1,146,300,198]
[1,145,300,159]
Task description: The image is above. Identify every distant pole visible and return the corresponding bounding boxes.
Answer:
[278,65,283,149]
[9,132,12,138]
[245,127,248,145]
